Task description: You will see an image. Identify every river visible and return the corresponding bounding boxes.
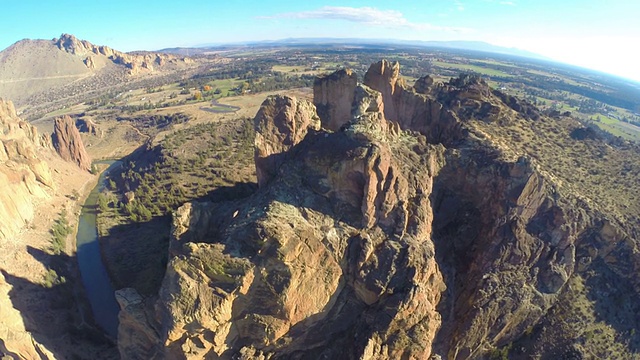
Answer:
[76,160,121,339]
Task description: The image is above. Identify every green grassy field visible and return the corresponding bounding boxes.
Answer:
[593,113,640,140]
[474,59,520,68]
[272,65,308,73]
[433,61,514,77]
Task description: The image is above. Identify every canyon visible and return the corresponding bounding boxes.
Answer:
[1,31,639,359]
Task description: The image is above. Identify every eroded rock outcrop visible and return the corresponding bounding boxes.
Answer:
[254,95,320,187]
[52,115,91,171]
[117,61,640,359]
[357,60,521,146]
[313,68,357,131]
[118,77,448,359]
[363,60,403,122]
[0,99,53,240]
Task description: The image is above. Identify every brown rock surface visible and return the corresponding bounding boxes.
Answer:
[0,99,52,240]
[52,115,91,171]
[253,95,320,187]
[363,60,403,122]
[313,68,358,131]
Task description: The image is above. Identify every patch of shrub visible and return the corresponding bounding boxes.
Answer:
[50,209,72,255]
[42,268,66,288]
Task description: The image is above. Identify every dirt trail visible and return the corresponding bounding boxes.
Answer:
[0,74,89,83]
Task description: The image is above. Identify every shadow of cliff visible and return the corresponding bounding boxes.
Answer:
[101,182,259,297]
[584,258,640,353]
[99,215,171,296]
[0,338,21,359]
[429,181,485,357]
[204,181,258,203]
[1,245,117,359]
[427,146,524,357]
[254,130,368,229]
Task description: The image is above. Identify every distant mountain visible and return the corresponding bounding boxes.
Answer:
[0,34,196,109]
[161,38,548,61]
[407,40,548,60]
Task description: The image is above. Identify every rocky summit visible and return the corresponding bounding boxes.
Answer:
[117,60,640,359]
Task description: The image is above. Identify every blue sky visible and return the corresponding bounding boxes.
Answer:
[1,0,639,81]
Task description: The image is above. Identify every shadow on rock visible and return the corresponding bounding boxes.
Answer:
[585,259,640,352]
[1,245,116,359]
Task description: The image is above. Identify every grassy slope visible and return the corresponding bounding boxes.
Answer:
[97,117,256,295]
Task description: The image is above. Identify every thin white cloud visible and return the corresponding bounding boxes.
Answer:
[454,1,465,11]
[261,6,474,33]
[483,0,516,5]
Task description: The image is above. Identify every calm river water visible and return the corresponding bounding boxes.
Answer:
[76,160,121,339]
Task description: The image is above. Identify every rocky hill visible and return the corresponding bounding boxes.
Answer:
[0,34,198,111]
[52,34,195,75]
[115,61,640,359]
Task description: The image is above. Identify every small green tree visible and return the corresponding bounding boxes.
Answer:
[50,210,72,255]
[42,269,66,288]
[137,204,152,222]
[97,193,109,212]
